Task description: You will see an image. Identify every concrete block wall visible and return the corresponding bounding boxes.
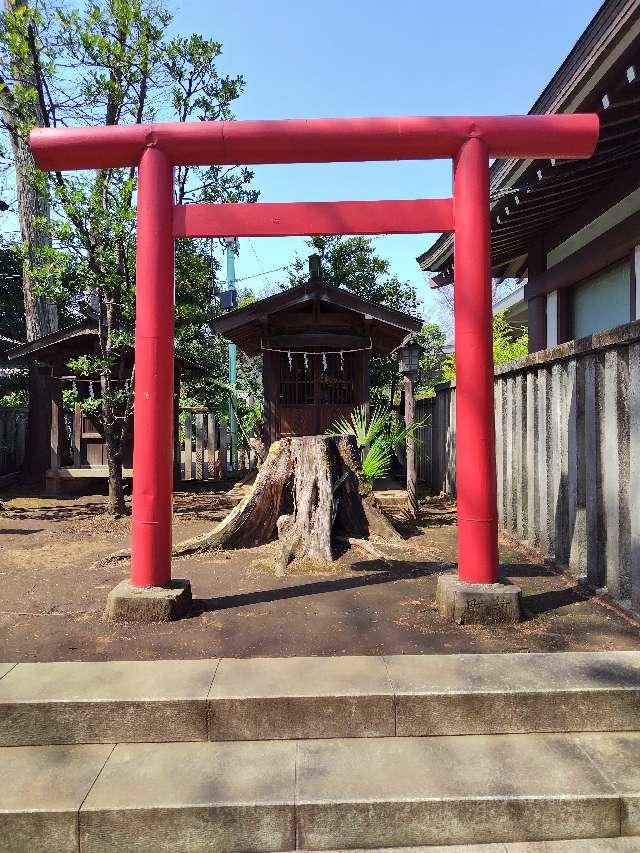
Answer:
[422,321,640,611]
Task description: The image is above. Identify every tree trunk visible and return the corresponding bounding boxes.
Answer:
[13,132,57,484]
[173,434,402,571]
[101,367,129,517]
[105,440,127,516]
[4,111,58,342]
[23,359,52,482]
[1,0,59,484]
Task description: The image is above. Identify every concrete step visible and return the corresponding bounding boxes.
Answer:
[2,731,640,852]
[1,652,640,745]
[294,842,640,852]
[298,843,640,852]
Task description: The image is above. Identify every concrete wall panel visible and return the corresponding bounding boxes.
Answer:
[422,322,640,611]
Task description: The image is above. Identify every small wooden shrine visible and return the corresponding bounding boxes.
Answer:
[214,255,422,447]
[7,320,202,491]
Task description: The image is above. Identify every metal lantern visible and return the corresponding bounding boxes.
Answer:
[396,335,424,375]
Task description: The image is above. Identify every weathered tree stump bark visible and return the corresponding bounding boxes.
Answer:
[173,434,401,570]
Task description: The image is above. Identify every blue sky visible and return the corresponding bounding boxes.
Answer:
[188,2,600,317]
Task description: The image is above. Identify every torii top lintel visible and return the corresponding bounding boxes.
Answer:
[30,114,599,172]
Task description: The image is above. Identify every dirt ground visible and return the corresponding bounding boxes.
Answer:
[1,479,639,662]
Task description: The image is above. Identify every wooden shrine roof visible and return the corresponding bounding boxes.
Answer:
[6,320,204,373]
[213,279,422,357]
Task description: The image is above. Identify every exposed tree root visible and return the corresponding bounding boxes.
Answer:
[94,434,402,570]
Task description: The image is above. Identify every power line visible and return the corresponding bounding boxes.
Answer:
[247,238,274,290]
[217,264,289,288]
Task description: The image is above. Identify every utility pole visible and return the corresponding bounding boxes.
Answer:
[225,238,238,471]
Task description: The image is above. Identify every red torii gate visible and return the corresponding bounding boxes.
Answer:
[30,115,598,596]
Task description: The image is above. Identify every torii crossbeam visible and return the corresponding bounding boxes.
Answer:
[30,114,599,601]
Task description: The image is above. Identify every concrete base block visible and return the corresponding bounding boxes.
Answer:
[104,579,191,623]
[436,574,522,625]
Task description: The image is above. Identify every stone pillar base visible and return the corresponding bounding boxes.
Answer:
[104,578,192,622]
[436,573,522,625]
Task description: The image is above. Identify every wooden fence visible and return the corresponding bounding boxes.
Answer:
[178,408,256,481]
[415,391,455,494]
[0,407,28,478]
[420,321,640,611]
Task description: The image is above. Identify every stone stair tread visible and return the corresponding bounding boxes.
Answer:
[0,658,219,744]
[297,841,640,852]
[2,652,640,745]
[2,731,639,851]
[384,651,640,693]
[0,658,219,701]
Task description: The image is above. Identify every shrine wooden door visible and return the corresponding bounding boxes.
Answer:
[277,351,360,437]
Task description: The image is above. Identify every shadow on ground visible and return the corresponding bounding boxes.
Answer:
[1,489,639,661]
[189,560,442,617]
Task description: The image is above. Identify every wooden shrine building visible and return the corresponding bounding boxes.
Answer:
[7,319,203,491]
[214,255,421,446]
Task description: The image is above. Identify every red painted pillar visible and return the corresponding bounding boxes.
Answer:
[453,137,499,584]
[130,146,175,588]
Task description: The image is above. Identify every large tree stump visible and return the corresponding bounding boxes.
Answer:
[173,434,401,570]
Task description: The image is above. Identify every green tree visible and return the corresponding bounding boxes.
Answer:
[0,243,25,342]
[0,243,27,405]
[178,282,262,441]
[492,311,528,364]
[443,312,528,380]
[0,0,62,479]
[0,241,80,405]
[289,235,420,315]
[415,322,447,398]
[0,0,257,513]
[288,235,423,404]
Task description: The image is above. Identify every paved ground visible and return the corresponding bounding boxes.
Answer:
[1,480,639,661]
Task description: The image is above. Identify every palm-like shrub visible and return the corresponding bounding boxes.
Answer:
[327,404,424,481]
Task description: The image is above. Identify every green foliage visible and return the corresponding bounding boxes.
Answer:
[443,312,529,380]
[238,394,264,438]
[492,312,528,364]
[0,245,26,342]
[361,440,391,481]
[415,322,448,397]
[385,411,424,448]
[2,0,258,356]
[78,396,102,416]
[327,404,388,449]
[0,246,29,402]
[0,390,28,407]
[61,388,75,411]
[0,0,259,511]
[328,405,425,482]
[289,236,421,315]
[216,377,264,449]
[66,354,113,376]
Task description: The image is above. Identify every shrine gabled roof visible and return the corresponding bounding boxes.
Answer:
[213,279,422,357]
[6,320,205,373]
